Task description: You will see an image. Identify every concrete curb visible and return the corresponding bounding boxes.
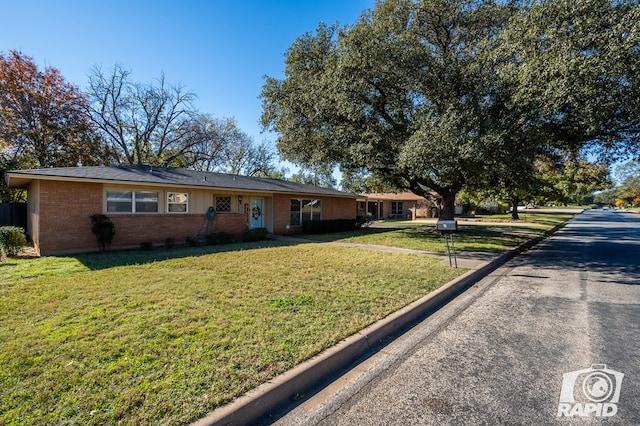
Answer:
[191,223,566,426]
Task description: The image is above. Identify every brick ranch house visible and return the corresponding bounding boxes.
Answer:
[357,192,439,220]
[6,165,358,256]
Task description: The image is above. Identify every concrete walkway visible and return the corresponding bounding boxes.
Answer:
[268,234,495,270]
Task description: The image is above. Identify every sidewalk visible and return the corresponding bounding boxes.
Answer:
[269,234,494,269]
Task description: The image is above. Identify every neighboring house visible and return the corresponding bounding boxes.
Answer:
[6,165,357,256]
[357,192,437,220]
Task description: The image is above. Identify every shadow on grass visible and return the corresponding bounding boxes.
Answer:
[52,223,546,271]
[299,227,402,242]
[302,226,537,254]
[70,239,301,271]
[404,227,534,253]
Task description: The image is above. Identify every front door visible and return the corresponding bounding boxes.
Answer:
[250,198,263,228]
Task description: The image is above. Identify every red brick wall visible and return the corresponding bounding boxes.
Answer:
[109,213,247,248]
[38,180,103,255]
[36,180,248,255]
[272,194,357,234]
[34,180,356,254]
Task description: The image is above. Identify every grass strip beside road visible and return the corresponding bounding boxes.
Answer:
[0,243,464,425]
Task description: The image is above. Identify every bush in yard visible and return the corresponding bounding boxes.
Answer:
[139,241,153,251]
[205,231,236,245]
[477,200,500,215]
[243,227,268,242]
[355,216,371,228]
[303,219,359,234]
[165,238,176,249]
[90,214,115,251]
[0,226,26,257]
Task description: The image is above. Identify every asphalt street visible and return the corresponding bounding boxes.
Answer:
[275,209,640,425]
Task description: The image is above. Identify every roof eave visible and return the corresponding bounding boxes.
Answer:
[5,171,357,198]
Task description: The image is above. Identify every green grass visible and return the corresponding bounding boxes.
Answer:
[305,214,572,253]
[0,242,465,425]
[468,213,575,226]
[304,227,537,253]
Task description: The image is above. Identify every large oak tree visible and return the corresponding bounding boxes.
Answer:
[262,0,640,219]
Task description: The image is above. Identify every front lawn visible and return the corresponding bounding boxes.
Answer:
[468,213,575,226]
[304,213,572,253]
[0,242,464,425]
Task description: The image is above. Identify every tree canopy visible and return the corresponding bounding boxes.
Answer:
[261,0,640,219]
[1,55,280,201]
[86,64,198,167]
[0,51,106,168]
[0,51,106,201]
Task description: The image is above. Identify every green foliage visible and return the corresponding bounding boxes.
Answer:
[543,158,612,205]
[340,169,403,194]
[262,0,640,219]
[89,214,115,251]
[0,226,26,257]
[499,0,640,162]
[139,241,153,251]
[595,160,640,206]
[243,227,268,242]
[164,237,175,249]
[206,231,236,245]
[290,163,337,188]
[0,158,29,202]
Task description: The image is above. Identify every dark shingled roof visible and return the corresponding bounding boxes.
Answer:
[7,165,356,198]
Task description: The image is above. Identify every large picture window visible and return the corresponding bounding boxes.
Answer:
[290,199,321,225]
[107,190,158,213]
[167,192,188,213]
[136,192,159,213]
[391,201,404,216]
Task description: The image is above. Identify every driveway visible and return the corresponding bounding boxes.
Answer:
[275,209,640,425]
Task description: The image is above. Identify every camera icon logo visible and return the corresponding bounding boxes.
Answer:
[557,364,624,417]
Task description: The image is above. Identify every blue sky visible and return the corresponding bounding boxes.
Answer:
[1,1,374,173]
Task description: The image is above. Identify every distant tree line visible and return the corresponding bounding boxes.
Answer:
[595,160,640,207]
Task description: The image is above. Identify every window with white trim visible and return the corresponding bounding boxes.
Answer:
[107,190,158,213]
[290,198,321,225]
[215,196,231,212]
[167,192,188,213]
[391,201,404,216]
[136,192,159,212]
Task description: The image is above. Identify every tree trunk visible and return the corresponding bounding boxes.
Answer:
[439,191,457,220]
[511,197,520,220]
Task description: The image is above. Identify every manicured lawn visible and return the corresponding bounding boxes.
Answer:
[0,242,464,425]
[305,214,572,253]
[468,213,575,226]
